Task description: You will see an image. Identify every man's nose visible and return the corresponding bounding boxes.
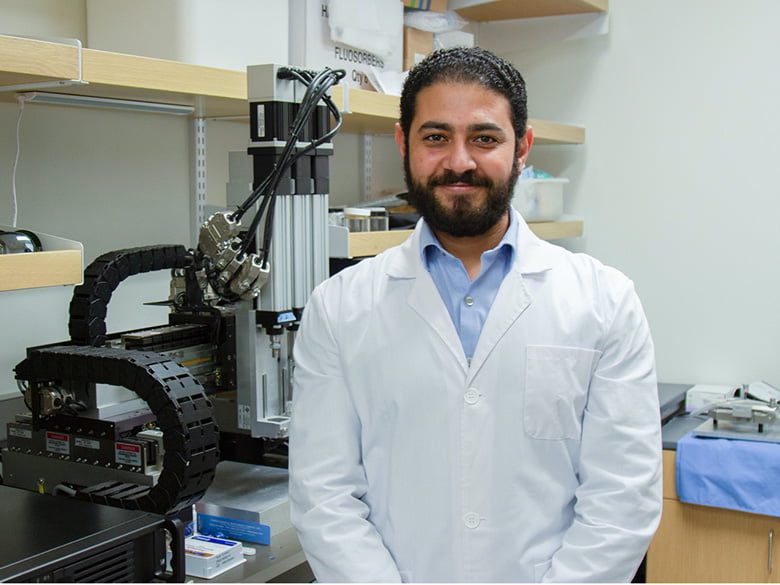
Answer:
[444,141,477,175]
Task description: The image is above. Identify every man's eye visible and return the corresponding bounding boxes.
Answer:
[423,134,445,142]
[475,135,498,144]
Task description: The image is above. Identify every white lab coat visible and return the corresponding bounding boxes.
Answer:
[289,209,663,582]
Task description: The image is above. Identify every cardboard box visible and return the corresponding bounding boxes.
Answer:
[403,0,448,10]
[403,26,433,70]
[289,0,404,90]
[86,0,289,70]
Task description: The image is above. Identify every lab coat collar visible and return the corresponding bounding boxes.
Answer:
[385,208,555,279]
[385,209,555,375]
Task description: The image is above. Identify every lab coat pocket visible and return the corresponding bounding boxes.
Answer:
[524,345,600,440]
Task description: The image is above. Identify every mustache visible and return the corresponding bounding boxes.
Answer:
[427,169,493,188]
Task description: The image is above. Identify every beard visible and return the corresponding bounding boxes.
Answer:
[403,155,519,238]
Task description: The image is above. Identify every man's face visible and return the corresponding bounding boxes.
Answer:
[395,81,532,238]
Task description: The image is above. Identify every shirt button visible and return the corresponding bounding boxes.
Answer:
[464,295,474,307]
[464,512,481,529]
[464,388,479,405]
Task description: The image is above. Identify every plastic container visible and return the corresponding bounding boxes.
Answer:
[511,178,568,222]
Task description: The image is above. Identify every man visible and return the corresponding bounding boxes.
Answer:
[288,47,662,582]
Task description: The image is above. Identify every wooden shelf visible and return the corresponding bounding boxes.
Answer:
[0,35,81,86]
[451,0,608,22]
[335,218,582,258]
[527,118,584,145]
[528,217,583,239]
[331,85,584,142]
[0,249,83,292]
[347,230,413,258]
[0,34,584,144]
[0,35,246,118]
[0,225,84,292]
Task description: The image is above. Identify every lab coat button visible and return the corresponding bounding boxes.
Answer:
[464,512,481,529]
[464,389,479,405]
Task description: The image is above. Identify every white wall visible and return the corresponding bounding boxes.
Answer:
[0,0,85,39]
[5,0,777,400]
[0,102,193,399]
[478,0,780,387]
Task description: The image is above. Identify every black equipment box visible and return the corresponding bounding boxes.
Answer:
[0,485,183,582]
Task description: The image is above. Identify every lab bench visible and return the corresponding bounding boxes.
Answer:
[649,384,780,582]
[188,461,313,583]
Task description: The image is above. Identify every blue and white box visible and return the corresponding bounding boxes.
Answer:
[184,534,245,579]
[196,501,272,545]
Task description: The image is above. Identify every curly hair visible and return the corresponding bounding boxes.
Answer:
[399,47,528,141]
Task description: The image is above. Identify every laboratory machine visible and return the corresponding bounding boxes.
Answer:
[2,64,345,521]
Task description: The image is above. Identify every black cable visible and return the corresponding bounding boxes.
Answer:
[253,67,345,263]
[232,67,344,229]
[232,68,336,221]
[230,67,345,263]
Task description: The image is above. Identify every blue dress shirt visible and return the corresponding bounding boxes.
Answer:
[420,214,517,361]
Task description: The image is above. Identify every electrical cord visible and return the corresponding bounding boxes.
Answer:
[255,67,345,263]
[10,94,32,228]
[238,67,343,247]
[230,66,345,266]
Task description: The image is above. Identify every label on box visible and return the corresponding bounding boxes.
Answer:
[75,437,100,450]
[9,427,32,439]
[46,431,69,455]
[115,441,142,466]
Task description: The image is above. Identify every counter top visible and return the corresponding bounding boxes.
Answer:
[657,382,719,450]
[189,461,312,583]
[662,412,708,450]
[658,382,703,450]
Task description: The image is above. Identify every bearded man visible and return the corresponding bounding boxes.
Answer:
[288,47,662,583]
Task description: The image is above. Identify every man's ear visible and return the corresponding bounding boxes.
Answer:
[394,122,406,158]
[518,125,534,167]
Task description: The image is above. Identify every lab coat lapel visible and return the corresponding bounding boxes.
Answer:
[467,267,531,379]
[387,224,469,373]
[467,211,553,379]
[407,261,469,373]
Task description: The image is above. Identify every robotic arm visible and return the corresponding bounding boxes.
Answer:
[197,210,269,301]
[195,65,345,304]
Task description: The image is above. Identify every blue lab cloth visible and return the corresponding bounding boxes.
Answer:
[676,431,780,517]
[420,216,516,359]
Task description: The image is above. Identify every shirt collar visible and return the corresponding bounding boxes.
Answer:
[420,211,517,270]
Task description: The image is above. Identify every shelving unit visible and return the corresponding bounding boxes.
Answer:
[0,226,83,292]
[337,218,584,259]
[0,20,588,278]
[0,34,585,143]
[451,0,607,21]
